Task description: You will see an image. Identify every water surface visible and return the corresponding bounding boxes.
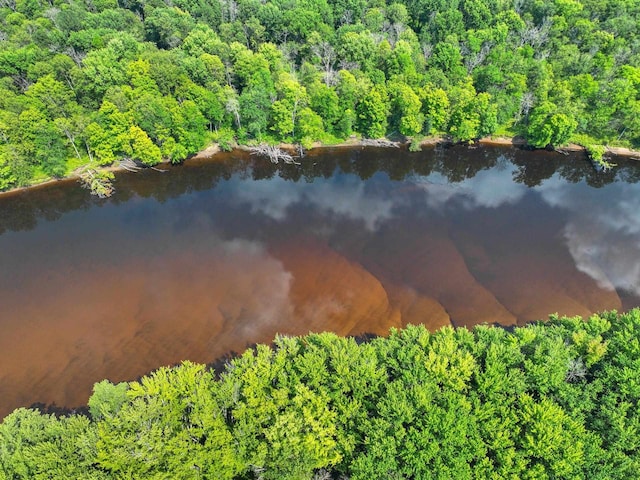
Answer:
[1,145,639,417]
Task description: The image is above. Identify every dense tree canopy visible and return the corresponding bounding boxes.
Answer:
[0,0,639,191]
[2,309,640,478]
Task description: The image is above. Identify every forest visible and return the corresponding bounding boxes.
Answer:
[0,309,639,479]
[0,0,640,191]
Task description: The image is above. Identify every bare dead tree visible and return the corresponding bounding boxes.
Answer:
[311,41,337,86]
[312,469,332,480]
[225,95,241,130]
[462,41,493,74]
[519,17,552,52]
[421,43,433,61]
[12,75,31,92]
[65,47,86,67]
[361,139,400,147]
[220,0,238,23]
[515,92,535,124]
[341,9,354,26]
[53,119,82,160]
[250,144,301,165]
[278,42,299,75]
[296,143,305,158]
[119,158,166,173]
[566,358,587,383]
[370,32,385,45]
[614,46,632,67]
[339,59,360,71]
[0,0,16,11]
[382,21,406,47]
[42,8,60,29]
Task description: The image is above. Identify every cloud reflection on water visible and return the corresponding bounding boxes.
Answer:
[224,157,640,298]
[417,165,640,297]
[535,176,640,295]
[232,174,403,231]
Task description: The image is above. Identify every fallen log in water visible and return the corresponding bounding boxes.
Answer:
[78,168,115,198]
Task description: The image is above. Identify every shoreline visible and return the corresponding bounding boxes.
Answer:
[1,136,639,200]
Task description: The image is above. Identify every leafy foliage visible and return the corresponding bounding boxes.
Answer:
[1,0,640,190]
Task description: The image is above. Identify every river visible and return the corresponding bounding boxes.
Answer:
[0,145,639,417]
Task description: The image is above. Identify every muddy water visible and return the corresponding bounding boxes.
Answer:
[1,145,639,417]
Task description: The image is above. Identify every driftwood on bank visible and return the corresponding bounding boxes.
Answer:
[118,158,142,172]
[360,138,400,148]
[249,144,301,164]
[120,158,166,173]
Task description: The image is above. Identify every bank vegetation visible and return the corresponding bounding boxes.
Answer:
[1,0,640,192]
[2,309,640,479]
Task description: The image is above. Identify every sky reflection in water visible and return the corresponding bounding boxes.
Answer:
[0,145,638,417]
[219,152,640,297]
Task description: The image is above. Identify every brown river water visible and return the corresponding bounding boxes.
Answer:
[1,145,639,418]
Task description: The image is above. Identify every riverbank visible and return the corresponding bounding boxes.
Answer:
[191,135,640,161]
[1,136,639,200]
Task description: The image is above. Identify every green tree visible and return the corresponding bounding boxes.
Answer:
[474,92,498,138]
[308,81,340,133]
[176,80,225,132]
[17,108,67,177]
[219,342,342,480]
[144,7,196,49]
[88,380,129,420]
[388,81,423,137]
[270,74,308,140]
[428,40,466,83]
[125,125,162,165]
[296,107,325,146]
[0,409,102,479]
[73,38,134,106]
[172,99,207,157]
[85,101,134,165]
[356,86,389,138]
[447,81,480,142]
[96,362,242,479]
[527,101,578,148]
[0,145,18,189]
[24,74,77,120]
[420,85,450,133]
[337,31,377,71]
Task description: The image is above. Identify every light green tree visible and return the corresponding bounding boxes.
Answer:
[356,86,389,138]
[420,85,450,133]
[96,361,242,479]
[527,101,578,148]
[388,81,423,137]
